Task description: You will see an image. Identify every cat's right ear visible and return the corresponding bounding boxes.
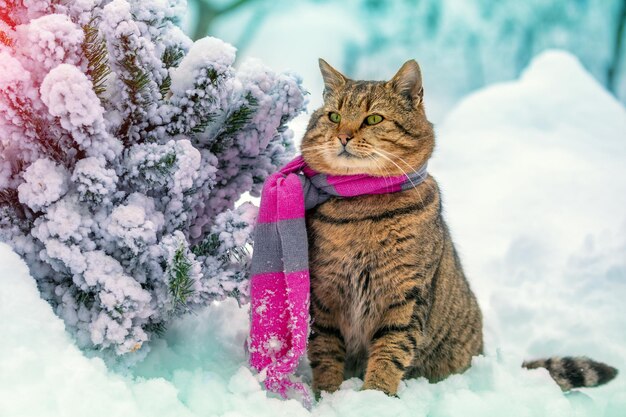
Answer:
[319,59,347,94]
[388,60,423,104]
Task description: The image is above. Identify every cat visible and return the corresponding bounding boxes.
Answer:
[299,59,618,396]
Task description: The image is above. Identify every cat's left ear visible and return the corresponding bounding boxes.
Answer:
[388,60,424,104]
[319,58,347,94]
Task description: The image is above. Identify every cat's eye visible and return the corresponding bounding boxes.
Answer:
[329,112,341,123]
[365,114,384,125]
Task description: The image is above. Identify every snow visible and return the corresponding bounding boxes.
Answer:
[14,14,84,79]
[17,158,69,212]
[169,36,237,96]
[39,63,122,161]
[1,50,625,416]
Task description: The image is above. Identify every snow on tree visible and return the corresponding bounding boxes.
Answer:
[0,0,306,356]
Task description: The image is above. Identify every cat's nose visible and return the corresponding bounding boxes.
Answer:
[337,134,353,146]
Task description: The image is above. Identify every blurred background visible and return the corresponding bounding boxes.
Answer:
[182,0,626,125]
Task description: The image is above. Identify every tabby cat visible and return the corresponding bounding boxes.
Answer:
[300,59,618,396]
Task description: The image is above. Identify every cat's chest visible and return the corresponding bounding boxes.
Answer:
[306,194,422,347]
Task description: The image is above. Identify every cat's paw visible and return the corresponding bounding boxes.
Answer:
[361,381,398,397]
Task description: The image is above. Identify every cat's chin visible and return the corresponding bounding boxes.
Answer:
[301,149,389,176]
[320,153,385,176]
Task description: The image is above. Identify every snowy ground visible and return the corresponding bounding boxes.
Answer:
[1,50,625,416]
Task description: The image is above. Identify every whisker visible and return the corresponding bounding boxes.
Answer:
[374,147,435,204]
[370,149,427,208]
[375,148,424,179]
[371,149,416,188]
[365,153,392,189]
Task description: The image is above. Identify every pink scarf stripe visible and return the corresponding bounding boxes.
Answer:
[248,156,428,402]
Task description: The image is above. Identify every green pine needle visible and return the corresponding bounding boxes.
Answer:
[76,290,95,307]
[159,46,184,97]
[154,152,177,175]
[212,93,258,151]
[82,19,112,101]
[226,93,257,134]
[168,244,195,311]
[191,234,220,257]
[116,34,154,143]
[144,321,167,337]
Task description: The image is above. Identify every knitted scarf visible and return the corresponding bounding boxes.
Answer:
[248,155,428,401]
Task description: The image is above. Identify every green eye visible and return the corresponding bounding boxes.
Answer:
[365,114,383,125]
[329,112,341,123]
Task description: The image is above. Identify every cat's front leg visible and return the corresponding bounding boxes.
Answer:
[362,294,424,395]
[308,299,346,396]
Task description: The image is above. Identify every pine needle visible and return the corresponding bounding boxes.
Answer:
[160,46,184,97]
[82,19,112,101]
[144,321,167,337]
[191,234,220,257]
[116,34,154,143]
[169,244,195,311]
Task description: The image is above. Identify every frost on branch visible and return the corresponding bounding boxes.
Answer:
[0,0,306,357]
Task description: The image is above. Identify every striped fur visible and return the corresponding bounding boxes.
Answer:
[247,156,428,397]
[523,357,618,391]
[302,60,483,396]
[301,59,618,397]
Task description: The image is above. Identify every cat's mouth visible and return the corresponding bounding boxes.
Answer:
[337,149,358,159]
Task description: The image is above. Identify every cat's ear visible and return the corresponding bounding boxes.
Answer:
[319,58,347,93]
[388,60,423,103]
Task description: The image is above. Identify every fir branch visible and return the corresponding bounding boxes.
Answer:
[191,232,250,264]
[154,152,177,176]
[223,93,257,135]
[168,244,195,311]
[76,290,95,307]
[116,34,153,143]
[120,52,151,94]
[159,46,184,97]
[82,19,112,101]
[191,233,220,257]
[1,91,67,165]
[211,93,258,153]
[144,321,167,337]
[0,188,32,227]
[0,188,24,219]
[0,188,19,206]
[182,186,198,197]
[168,68,223,135]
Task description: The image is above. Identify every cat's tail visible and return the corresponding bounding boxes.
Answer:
[523,356,618,391]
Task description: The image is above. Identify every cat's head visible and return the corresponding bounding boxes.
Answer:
[301,59,434,176]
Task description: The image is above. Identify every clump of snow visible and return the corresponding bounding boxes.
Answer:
[105,193,165,256]
[17,158,69,211]
[1,50,624,416]
[14,14,84,80]
[71,157,119,207]
[169,36,237,96]
[40,64,122,161]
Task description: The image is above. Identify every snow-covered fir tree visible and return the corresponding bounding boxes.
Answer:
[0,0,306,356]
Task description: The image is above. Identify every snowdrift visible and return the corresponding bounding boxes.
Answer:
[1,50,624,417]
